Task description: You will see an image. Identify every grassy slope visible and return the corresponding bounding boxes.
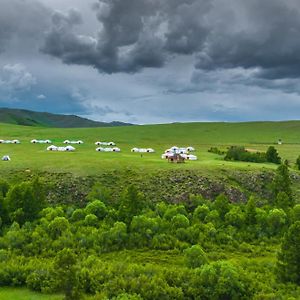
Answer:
[0,121,300,175]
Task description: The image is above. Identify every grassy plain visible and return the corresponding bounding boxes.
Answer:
[1,121,300,175]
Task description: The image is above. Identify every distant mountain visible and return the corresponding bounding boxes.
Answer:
[0,108,133,128]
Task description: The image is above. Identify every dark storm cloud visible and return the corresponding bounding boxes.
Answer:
[196,0,300,79]
[41,0,300,80]
[42,0,211,73]
[0,0,51,53]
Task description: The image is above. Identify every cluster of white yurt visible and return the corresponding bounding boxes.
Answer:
[31,139,52,144]
[162,146,197,160]
[95,141,116,146]
[2,155,10,161]
[0,139,20,144]
[47,145,76,152]
[131,148,155,153]
[96,147,121,152]
[63,140,83,144]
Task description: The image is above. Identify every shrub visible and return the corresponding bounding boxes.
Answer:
[184,245,208,268]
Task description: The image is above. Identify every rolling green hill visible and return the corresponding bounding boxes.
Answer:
[0,108,132,128]
[0,120,300,175]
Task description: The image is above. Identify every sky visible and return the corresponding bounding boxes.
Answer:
[1,0,300,124]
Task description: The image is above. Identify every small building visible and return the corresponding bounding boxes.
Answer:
[2,155,10,161]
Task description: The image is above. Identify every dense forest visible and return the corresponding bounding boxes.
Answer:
[0,164,300,299]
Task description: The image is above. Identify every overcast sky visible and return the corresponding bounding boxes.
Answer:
[1,0,300,124]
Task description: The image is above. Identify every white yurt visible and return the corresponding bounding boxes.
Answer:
[31,139,38,143]
[0,140,4,144]
[146,148,155,153]
[112,147,120,152]
[65,145,75,151]
[47,145,58,151]
[131,148,139,152]
[108,142,116,146]
[63,140,70,144]
[186,146,195,152]
[12,140,20,144]
[2,155,10,161]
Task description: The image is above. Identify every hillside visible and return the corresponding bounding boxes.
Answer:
[0,108,132,128]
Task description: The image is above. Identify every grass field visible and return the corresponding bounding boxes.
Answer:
[1,121,300,175]
[0,287,62,300]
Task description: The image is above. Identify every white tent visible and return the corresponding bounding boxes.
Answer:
[47,145,58,151]
[2,155,10,161]
[0,140,20,144]
[31,139,52,144]
[96,147,120,152]
[132,148,155,153]
[65,145,75,151]
[64,140,83,144]
[186,146,195,152]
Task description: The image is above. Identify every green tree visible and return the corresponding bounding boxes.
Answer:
[277,221,300,284]
[271,164,292,199]
[5,179,46,225]
[184,245,208,268]
[266,146,281,164]
[296,155,300,170]
[118,185,146,225]
[267,208,287,236]
[85,200,107,219]
[214,194,230,220]
[225,206,245,228]
[245,196,257,226]
[276,191,293,210]
[54,248,81,300]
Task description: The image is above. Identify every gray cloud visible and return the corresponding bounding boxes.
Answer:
[0,0,51,54]
[40,0,300,80]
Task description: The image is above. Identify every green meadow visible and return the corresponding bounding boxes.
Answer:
[1,121,300,175]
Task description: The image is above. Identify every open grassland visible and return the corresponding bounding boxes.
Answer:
[1,121,300,175]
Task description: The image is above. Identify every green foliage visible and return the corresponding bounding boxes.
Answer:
[225,146,267,163]
[0,178,299,298]
[271,164,293,200]
[118,185,146,225]
[277,221,300,284]
[190,261,253,299]
[296,155,300,170]
[214,194,230,219]
[5,179,46,225]
[54,248,81,300]
[245,196,257,225]
[208,147,226,155]
[266,146,281,164]
[85,200,107,220]
[193,204,210,222]
[184,245,208,268]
